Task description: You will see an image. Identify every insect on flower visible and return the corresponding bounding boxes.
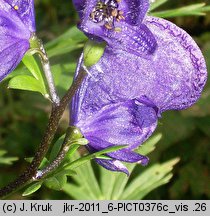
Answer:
[90,0,125,29]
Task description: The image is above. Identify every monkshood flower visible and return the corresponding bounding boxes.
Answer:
[71,0,207,174]
[0,0,35,81]
[73,0,157,58]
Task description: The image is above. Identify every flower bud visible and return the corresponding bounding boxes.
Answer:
[83,40,106,67]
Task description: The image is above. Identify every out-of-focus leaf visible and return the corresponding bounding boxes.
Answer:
[22,182,42,196]
[121,158,180,199]
[51,62,76,96]
[63,151,103,199]
[156,111,195,154]
[196,117,210,137]
[151,3,210,18]
[149,0,169,11]
[169,138,210,199]
[63,184,93,200]
[46,26,87,57]
[0,150,18,165]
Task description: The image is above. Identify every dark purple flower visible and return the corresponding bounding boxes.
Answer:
[70,1,207,174]
[73,0,157,58]
[0,0,35,81]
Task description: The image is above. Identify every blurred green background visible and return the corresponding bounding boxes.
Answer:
[0,0,209,199]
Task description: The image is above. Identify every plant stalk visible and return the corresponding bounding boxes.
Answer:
[0,58,86,199]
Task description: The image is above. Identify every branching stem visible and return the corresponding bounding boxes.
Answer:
[0,54,86,199]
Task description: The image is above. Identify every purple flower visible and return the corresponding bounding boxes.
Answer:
[70,0,207,174]
[74,0,157,58]
[0,0,35,81]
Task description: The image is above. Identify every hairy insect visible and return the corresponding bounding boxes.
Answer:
[90,0,125,30]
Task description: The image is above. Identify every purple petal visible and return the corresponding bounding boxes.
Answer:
[107,22,157,57]
[95,158,129,175]
[0,8,31,39]
[75,16,207,113]
[79,19,157,57]
[77,0,156,56]
[79,0,97,20]
[143,16,207,111]
[87,136,149,165]
[72,0,86,18]
[75,100,158,150]
[1,0,35,32]
[119,0,149,25]
[0,8,30,81]
[108,149,149,165]
[87,143,129,174]
[0,39,29,81]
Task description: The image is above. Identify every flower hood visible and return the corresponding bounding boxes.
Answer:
[70,1,207,174]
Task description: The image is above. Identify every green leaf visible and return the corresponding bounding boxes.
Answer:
[75,153,103,199]
[24,157,33,163]
[49,130,86,163]
[136,133,162,155]
[6,64,30,80]
[22,54,42,81]
[99,168,121,200]
[62,145,127,200]
[100,133,162,199]
[46,26,87,58]
[51,62,75,96]
[44,174,67,191]
[56,169,76,177]
[151,3,210,18]
[22,54,47,95]
[96,155,112,160]
[121,158,180,199]
[64,145,128,170]
[8,75,47,95]
[62,135,179,200]
[24,157,49,169]
[0,150,18,165]
[49,135,65,162]
[63,184,93,200]
[149,0,169,11]
[0,150,7,157]
[64,152,103,199]
[22,182,42,196]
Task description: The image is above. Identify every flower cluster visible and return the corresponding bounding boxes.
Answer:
[71,0,207,174]
[0,0,35,81]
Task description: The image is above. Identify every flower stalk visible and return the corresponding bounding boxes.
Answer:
[29,35,60,107]
[0,62,87,199]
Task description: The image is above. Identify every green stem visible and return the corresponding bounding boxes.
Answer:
[30,34,60,106]
[0,67,86,199]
